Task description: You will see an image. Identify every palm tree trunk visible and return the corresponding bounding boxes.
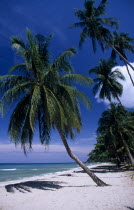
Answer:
[115,94,122,105]
[108,43,134,71]
[124,62,134,86]
[56,126,108,186]
[119,132,134,165]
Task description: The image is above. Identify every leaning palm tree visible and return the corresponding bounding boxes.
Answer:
[108,31,134,86]
[70,0,134,71]
[89,59,125,104]
[0,29,108,186]
[98,103,134,165]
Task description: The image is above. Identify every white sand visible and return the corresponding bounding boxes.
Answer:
[0,163,133,210]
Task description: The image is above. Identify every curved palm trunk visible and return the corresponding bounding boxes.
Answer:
[90,22,134,72]
[124,62,134,86]
[115,94,122,105]
[119,132,134,165]
[57,126,108,186]
[108,43,134,72]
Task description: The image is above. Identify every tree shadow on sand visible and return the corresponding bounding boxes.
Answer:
[126,207,134,210]
[75,165,133,174]
[5,180,64,193]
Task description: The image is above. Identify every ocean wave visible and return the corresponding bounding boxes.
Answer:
[0,169,17,171]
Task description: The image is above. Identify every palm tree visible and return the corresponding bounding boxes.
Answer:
[97,103,134,165]
[87,134,123,167]
[0,29,108,186]
[89,59,125,104]
[70,0,134,71]
[108,31,134,86]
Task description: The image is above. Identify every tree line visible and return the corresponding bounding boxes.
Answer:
[87,103,134,166]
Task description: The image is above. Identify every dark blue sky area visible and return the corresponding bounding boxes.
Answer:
[0,0,133,162]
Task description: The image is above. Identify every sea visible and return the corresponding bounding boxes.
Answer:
[0,162,96,186]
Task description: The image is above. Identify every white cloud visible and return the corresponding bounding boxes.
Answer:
[96,63,134,108]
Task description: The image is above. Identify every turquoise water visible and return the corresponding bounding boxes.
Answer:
[0,163,89,183]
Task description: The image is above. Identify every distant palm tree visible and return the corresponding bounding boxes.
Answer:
[0,29,107,186]
[108,31,134,86]
[89,59,125,104]
[98,103,134,165]
[70,0,134,71]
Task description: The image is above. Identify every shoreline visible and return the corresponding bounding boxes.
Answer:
[0,162,133,210]
[0,162,107,187]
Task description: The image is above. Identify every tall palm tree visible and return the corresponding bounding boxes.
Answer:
[89,59,125,104]
[0,29,108,186]
[97,103,134,165]
[70,0,134,71]
[108,31,134,86]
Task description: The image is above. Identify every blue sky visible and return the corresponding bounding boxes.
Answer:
[0,0,134,163]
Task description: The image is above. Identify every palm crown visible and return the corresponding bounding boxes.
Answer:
[70,0,118,52]
[109,31,134,86]
[0,29,92,152]
[89,59,125,102]
[109,31,134,60]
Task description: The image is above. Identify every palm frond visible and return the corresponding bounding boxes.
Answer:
[0,82,33,116]
[0,75,32,95]
[38,108,51,145]
[11,37,26,50]
[95,0,107,16]
[101,18,118,29]
[8,92,32,144]
[75,89,92,109]
[29,86,41,132]
[51,48,76,73]
[61,73,93,86]
[85,0,95,16]
[69,22,86,29]
[111,69,125,81]
[79,27,89,48]
[93,83,101,95]
[73,9,86,21]
[43,86,66,129]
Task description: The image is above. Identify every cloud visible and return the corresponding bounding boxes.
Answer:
[95,63,134,108]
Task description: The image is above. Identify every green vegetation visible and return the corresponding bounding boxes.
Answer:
[89,59,125,104]
[108,31,134,86]
[87,103,134,166]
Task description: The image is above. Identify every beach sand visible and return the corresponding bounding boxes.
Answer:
[0,163,133,210]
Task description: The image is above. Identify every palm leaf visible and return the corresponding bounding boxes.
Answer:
[51,48,76,73]
[75,89,92,109]
[61,73,93,86]
[29,86,41,132]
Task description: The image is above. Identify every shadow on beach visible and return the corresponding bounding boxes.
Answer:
[126,207,134,210]
[5,180,64,193]
[75,164,134,174]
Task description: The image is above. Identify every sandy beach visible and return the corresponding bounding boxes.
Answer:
[0,163,133,210]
